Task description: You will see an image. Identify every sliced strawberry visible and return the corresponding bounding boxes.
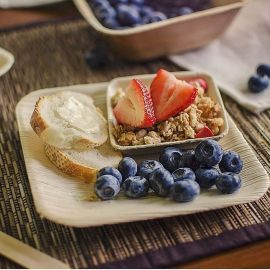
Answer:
[188,78,208,91]
[150,69,197,122]
[195,126,214,138]
[113,79,156,128]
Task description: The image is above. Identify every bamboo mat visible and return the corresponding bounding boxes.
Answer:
[0,19,270,268]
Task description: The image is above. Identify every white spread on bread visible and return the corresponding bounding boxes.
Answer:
[56,96,100,134]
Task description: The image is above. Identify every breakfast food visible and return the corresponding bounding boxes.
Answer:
[113,79,156,128]
[95,139,243,201]
[30,91,122,183]
[30,91,108,150]
[150,69,197,122]
[118,157,137,179]
[137,160,163,180]
[90,0,211,29]
[248,64,270,93]
[170,180,200,202]
[95,175,121,200]
[44,142,122,182]
[112,69,224,146]
[122,176,149,198]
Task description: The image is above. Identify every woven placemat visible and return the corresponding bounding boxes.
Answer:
[0,20,270,269]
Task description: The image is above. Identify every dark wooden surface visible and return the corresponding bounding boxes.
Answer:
[0,1,269,268]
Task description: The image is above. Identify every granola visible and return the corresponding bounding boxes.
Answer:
[112,85,224,146]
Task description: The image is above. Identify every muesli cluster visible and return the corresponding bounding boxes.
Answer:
[112,86,224,146]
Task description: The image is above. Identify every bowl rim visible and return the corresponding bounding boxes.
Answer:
[73,0,246,36]
[107,71,229,152]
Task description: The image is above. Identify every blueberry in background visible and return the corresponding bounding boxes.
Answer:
[195,139,223,167]
[159,147,184,172]
[149,167,174,197]
[178,6,193,16]
[103,17,120,29]
[122,176,149,198]
[257,64,270,78]
[248,75,269,93]
[137,160,164,180]
[95,175,120,200]
[170,180,200,202]
[143,11,167,24]
[219,151,243,174]
[117,4,142,26]
[109,0,128,6]
[216,172,241,194]
[97,167,123,184]
[172,168,196,182]
[139,5,154,17]
[92,0,110,9]
[95,5,117,21]
[195,167,219,189]
[118,157,137,179]
[85,47,107,69]
[129,0,144,6]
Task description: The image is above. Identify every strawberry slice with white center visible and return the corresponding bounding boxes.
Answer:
[195,126,214,138]
[113,79,156,128]
[150,69,198,122]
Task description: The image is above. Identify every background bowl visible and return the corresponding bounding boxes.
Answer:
[107,71,229,155]
[74,0,245,61]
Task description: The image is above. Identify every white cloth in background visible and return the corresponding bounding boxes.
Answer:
[169,0,270,113]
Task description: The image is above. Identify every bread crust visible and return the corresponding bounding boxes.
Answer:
[30,96,48,136]
[44,143,98,182]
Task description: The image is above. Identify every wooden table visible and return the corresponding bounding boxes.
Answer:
[0,2,269,268]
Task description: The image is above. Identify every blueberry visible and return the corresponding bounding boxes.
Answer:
[118,157,137,179]
[149,168,174,197]
[219,151,243,174]
[182,149,200,170]
[257,64,270,78]
[92,0,110,9]
[97,167,122,184]
[103,17,120,29]
[195,139,223,167]
[117,4,142,26]
[195,167,219,189]
[178,6,193,16]
[172,168,196,182]
[159,147,184,172]
[129,0,144,6]
[143,11,167,24]
[95,175,120,200]
[216,172,241,194]
[137,160,164,180]
[109,0,128,6]
[170,180,200,202]
[248,75,269,93]
[122,176,149,198]
[85,48,106,69]
[139,5,153,16]
[95,5,117,21]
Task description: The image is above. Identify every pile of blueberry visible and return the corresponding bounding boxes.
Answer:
[95,139,243,202]
[90,0,210,29]
[248,64,270,93]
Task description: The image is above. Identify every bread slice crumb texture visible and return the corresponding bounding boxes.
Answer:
[31,91,108,150]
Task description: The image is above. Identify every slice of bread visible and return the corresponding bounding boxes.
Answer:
[30,91,108,150]
[44,142,122,182]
